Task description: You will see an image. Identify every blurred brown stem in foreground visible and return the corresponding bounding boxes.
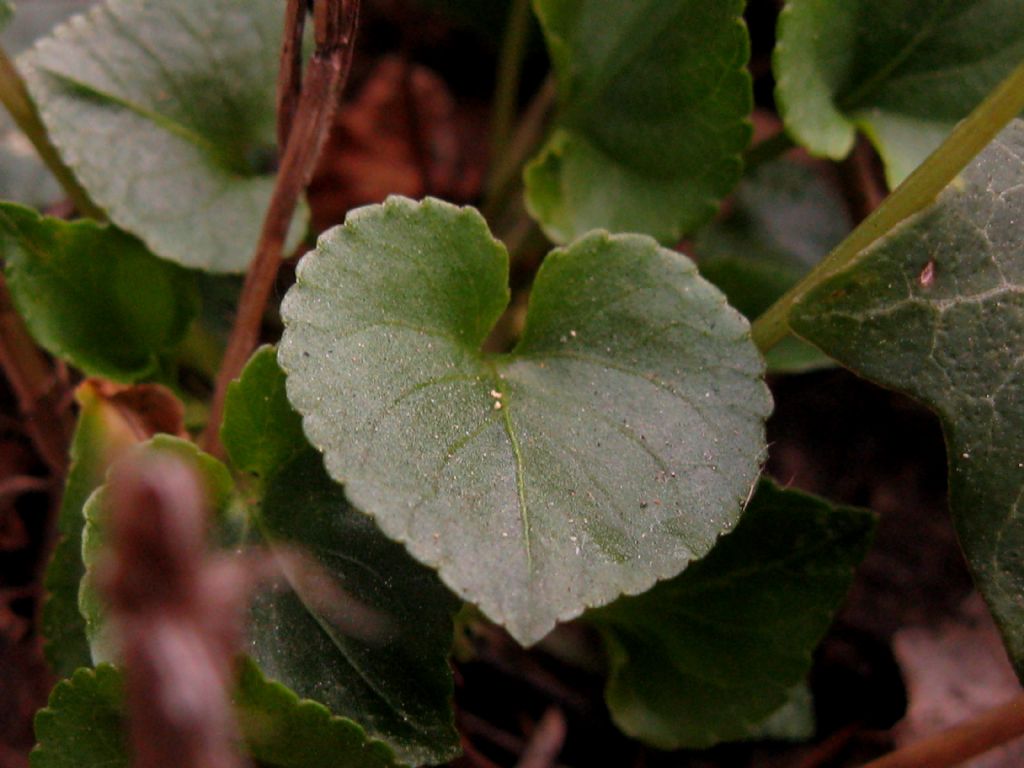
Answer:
[99,453,251,768]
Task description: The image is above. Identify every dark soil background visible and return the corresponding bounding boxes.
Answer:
[2,1,1022,767]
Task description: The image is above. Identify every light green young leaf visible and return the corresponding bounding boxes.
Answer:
[42,400,111,678]
[775,0,1024,186]
[587,481,874,749]
[524,0,752,244]
[30,662,404,768]
[279,196,771,645]
[20,0,306,272]
[0,204,198,382]
[223,348,461,766]
[696,159,850,372]
[790,119,1024,675]
[42,381,185,677]
[79,436,242,663]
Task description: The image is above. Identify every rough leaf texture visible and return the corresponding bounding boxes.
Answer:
[224,348,461,766]
[588,481,875,748]
[280,196,770,645]
[524,0,751,244]
[791,120,1024,675]
[0,204,198,381]
[775,0,1024,186]
[21,0,305,272]
[30,662,403,768]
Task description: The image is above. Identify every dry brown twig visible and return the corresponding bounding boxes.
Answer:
[858,693,1024,768]
[204,0,361,456]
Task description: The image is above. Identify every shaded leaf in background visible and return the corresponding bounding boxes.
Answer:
[696,158,850,372]
[587,481,875,749]
[524,0,752,244]
[790,119,1024,675]
[0,204,199,382]
[224,348,461,766]
[279,196,770,645]
[0,0,93,208]
[42,380,185,678]
[173,273,245,397]
[78,436,242,664]
[774,0,1024,186]
[21,0,306,272]
[30,662,403,768]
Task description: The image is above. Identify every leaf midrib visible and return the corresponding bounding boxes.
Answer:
[486,361,533,572]
[40,68,235,172]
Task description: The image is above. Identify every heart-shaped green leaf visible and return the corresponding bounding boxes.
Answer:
[224,348,461,766]
[587,481,875,748]
[0,204,199,382]
[279,196,771,645]
[31,662,404,768]
[775,0,1024,186]
[790,119,1024,674]
[524,0,752,244]
[20,0,306,272]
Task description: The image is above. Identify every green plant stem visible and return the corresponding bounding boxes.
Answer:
[487,0,533,187]
[0,45,103,219]
[751,58,1024,354]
